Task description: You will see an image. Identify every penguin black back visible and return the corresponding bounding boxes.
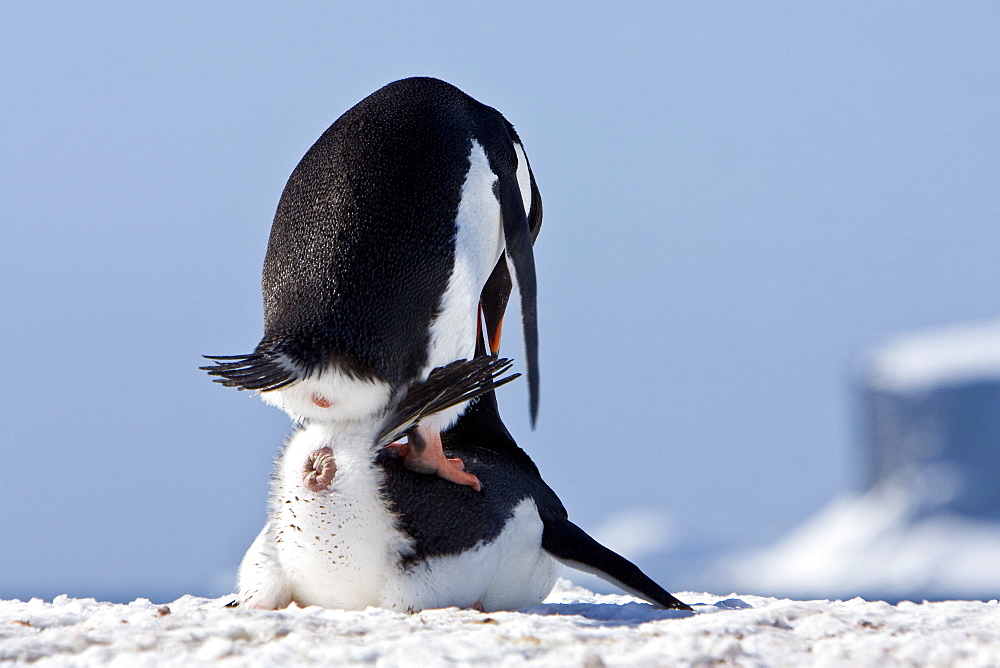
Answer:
[261,78,465,385]
[210,77,541,411]
[376,390,548,561]
[376,389,691,611]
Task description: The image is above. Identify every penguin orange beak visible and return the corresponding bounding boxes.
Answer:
[477,302,504,356]
[487,317,503,356]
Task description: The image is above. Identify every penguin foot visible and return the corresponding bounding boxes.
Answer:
[386,441,482,492]
[303,447,337,492]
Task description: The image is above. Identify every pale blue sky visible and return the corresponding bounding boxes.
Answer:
[2,2,998,602]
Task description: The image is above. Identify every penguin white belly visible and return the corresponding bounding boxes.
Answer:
[380,499,560,613]
[234,522,292,609]
[421,140,507,433]
[238,423,413,610]
[237,421,560,612]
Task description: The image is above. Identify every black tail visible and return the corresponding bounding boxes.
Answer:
[542,518,692,611]
[376,357,520,448]
[200,352,296,392]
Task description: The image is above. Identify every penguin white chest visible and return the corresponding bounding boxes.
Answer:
[420,139,531,434]
[236,421,561,612]
[424,140,503,373]
[250,424,412,610]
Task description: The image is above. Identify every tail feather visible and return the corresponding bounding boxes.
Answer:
[200,353,297,392]
[376,357,519,448]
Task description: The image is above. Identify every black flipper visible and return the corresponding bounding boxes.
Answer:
[542,517,692,611]
[495,167,540,427]
[376,357,520,448]
[200,352,296,392]
[481,163,543,358]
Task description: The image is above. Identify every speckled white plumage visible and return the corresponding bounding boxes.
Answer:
[238,421,408,610]
[236,420,559,612]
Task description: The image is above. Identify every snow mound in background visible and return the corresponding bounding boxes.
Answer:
[727,472,1000,601]
[4,580,1000,666]
[865,319,1000,392]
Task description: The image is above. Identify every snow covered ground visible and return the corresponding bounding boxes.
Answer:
[4,580,1000,667]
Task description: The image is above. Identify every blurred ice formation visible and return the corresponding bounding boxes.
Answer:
[728,320,1000,601]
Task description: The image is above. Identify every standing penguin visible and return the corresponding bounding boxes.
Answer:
[234,357,691,613]
[203,77,542,490]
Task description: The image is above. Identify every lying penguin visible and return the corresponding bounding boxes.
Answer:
[234,357,690,612]
[203,77,543,492]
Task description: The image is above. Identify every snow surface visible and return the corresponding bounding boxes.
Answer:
[864,320,1000,392]
[4,580,1000,667]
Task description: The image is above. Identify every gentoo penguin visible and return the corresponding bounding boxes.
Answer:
[202,77,543,491]
[233,358,691,613]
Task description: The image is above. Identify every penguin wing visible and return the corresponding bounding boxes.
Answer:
[376,357,520,448]
[480,162,543,357]
[541,515,692,611]
[494,162,541,427]
[200,352,296,392]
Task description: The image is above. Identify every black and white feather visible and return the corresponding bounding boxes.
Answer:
[234,363,690,613]
[203,77,542,429]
